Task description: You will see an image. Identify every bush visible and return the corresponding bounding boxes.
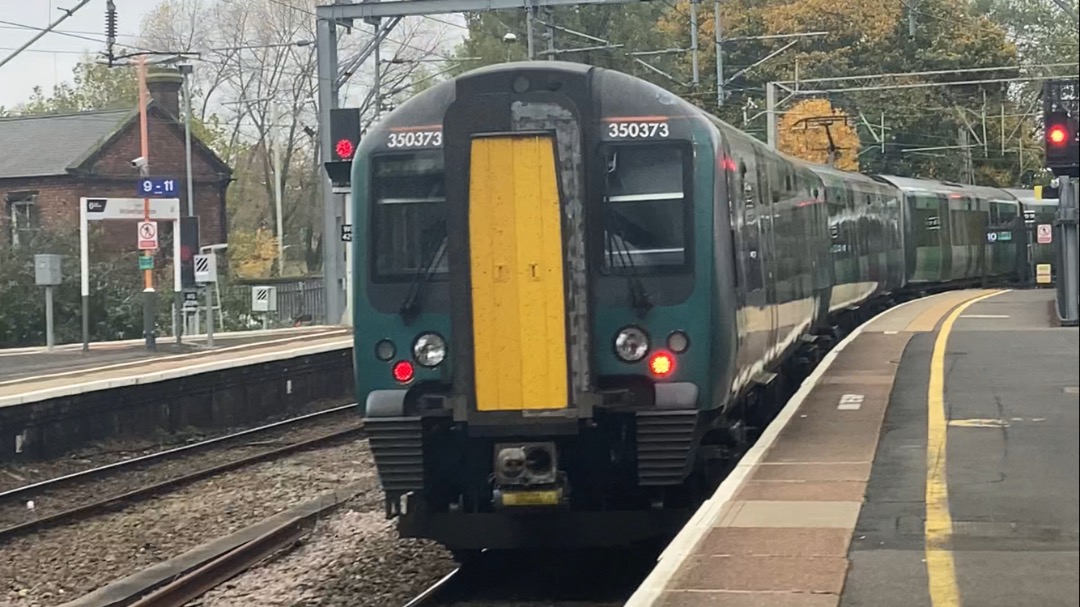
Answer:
[2,230,180,347]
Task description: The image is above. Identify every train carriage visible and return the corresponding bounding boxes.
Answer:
[874,176,1025,285]
[350,61,1026,553]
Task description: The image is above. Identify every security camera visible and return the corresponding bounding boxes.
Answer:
[503,32,517,43]
[131,156,147,169]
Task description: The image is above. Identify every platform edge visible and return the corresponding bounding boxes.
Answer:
[623,294,933,607]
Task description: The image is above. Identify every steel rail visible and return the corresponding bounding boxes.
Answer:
[0,425,363,542]
[127,516,308,607]
[0,403,359,502]
[402,568,463,606]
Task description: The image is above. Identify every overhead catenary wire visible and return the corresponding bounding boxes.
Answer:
[0,0,100,70]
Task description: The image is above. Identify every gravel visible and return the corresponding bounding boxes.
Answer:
[0,412,361,531]
[0,434,377,607]
[190,506,456,607]
[0,400,355,494]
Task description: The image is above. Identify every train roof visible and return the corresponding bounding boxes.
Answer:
[1003,188,1059,207]
[799,161,893,189]
[873,175,1017,202]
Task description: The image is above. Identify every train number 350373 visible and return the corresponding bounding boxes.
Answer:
[607,121,670,139]
[387,130,442,148]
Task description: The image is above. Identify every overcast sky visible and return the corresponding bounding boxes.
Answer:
[0,1,158,110]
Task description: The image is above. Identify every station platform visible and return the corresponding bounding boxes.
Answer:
[628,288,1079,607]
[0,327,351,407]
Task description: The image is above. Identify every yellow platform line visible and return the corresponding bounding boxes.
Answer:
[925,289,1006,606]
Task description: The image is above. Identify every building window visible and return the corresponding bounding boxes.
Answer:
[7,191,40,247]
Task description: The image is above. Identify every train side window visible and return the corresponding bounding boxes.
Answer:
[739,161,756,210]
[369,151,448,282]
[602,144,689,273]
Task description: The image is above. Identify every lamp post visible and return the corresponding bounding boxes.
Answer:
[179,63,195,218]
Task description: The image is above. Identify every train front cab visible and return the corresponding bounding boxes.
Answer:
[355,62,725,551]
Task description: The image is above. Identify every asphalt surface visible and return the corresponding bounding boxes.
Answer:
[0,328,345,383]
[842,289,1079,607]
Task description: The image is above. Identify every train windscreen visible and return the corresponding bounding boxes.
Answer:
[602,145,689,274]
[370,151,448,282]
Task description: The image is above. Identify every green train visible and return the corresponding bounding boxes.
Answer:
[350,61,1032,552]
[1006,188,1061,284]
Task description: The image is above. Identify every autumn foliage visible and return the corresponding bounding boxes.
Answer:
[229,228,279,279]
[779,99,861,171]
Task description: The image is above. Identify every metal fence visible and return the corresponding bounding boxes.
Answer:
[228,276,327,327]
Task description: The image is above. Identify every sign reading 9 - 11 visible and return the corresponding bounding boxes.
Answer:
[138,178,179,198]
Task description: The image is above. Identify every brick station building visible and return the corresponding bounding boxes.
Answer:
[0,68,232,251]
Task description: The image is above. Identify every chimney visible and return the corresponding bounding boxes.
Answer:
[145,67,184,118]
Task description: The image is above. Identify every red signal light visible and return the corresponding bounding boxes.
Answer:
[392,360,415,383]
[1048,125,1068,145]
[336,138,355,160]
[648,350,675,378]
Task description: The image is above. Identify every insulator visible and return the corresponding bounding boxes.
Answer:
[105,0,118,42]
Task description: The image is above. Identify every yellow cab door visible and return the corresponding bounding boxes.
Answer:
[467,133,568,412]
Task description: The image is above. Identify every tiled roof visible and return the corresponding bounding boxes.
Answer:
[0,109,132,179]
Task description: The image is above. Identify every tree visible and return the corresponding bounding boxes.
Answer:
[450,3,679,79]
[660,0,1030,185]
[779,99,860,170]
[14,60,138,115]
[975,0,1079,69]
[139,0,451,276]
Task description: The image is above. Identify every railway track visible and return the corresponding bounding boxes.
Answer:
[56,480,371,607]
[401,547,659,606]
[0,404,364,542]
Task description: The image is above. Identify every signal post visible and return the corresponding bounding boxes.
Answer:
[324,107,361,326]
[1043,78,1079,326]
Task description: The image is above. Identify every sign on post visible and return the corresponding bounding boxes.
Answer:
[251,286,278,313]
[181,289,199,310]
[341,224,353,242]
[1037,224,1053,244]
[34,254,62,286]
[1036,263,1053,284]
[138,221,159,250]
[138,178,179,198]
[194,254,218,283]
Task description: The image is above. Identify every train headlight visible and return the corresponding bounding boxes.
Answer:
[667,331,690,354]
[614,327,650,362]
[375,339,396,361]
[413,333,447,367]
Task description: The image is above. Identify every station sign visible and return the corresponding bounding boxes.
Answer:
[85,198,180,221]
[341,224,353,242]
[137,178,179,198]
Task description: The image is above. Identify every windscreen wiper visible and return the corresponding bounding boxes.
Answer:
[605,217,653,318]
[399,219,447,322]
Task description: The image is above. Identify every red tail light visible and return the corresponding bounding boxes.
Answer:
[392,360,415,383]
[648,351,675,378]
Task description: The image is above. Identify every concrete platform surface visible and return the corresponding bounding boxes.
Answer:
[0,329,351,407]
[626,289,1079,607]
[0,326,347,383]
